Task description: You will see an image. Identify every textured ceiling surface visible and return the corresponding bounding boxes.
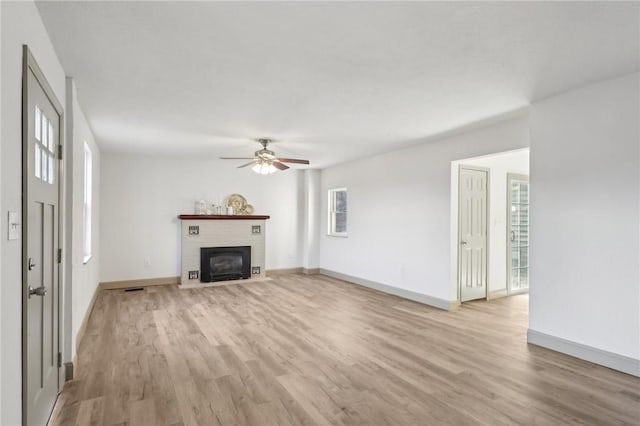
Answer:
[36,1,639,167]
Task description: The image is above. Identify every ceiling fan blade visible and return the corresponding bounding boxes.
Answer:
[220,157,256,160]
[272,161,289,170]
[237,160,258,168]
[276,157,310,165]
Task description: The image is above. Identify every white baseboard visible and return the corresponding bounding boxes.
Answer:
[488,288,508,300]
[266,267,319,276]
[527,329,640,377]
[319,268,455,310]
[99,276,180,290]
[71,282,102,379]
[266,267,303,276]
[75,284,100,354]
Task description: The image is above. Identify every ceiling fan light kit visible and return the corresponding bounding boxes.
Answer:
[252,160,277,175]
[221,138,310,174]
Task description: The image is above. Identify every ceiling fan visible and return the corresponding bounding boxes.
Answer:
[220,138,310,174]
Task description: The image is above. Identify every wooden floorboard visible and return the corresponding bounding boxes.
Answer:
[48,274,640,426]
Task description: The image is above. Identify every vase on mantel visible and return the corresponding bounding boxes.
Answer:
[195,199,207,215]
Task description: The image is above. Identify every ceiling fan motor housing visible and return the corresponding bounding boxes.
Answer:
[256,148,276,159]
[256,138,276,159]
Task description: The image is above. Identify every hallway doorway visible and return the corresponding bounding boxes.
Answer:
[450,148,530,303]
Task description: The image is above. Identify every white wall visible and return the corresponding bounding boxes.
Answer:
[450,149,530,298]
[68,81,101,355]
[319,115,529,305]
[1,2,67,424]
[302,169,321,269]
[99,153,303,282]
[529,73,639,365]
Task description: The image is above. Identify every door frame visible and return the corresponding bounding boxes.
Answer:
[22,45,65,425]
[506,173,529,295]
[457,165,490,302]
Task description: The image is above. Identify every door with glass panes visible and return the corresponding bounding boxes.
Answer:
[23,46,63,426]
[507,174,529,294]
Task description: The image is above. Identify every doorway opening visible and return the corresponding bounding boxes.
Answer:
[450,148,530,303]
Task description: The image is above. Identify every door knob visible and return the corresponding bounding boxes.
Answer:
[28,286,47,298]
[460,241,468,245]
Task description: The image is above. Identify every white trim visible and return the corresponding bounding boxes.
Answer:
[487,288,508,300]
[319,268,456,310]
[82,142,92,259]
[72,280,101,372]
[527,329,640,377]
[265,267,303,276]
[99,276,180,290]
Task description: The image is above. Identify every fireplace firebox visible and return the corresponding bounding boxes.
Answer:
[200,246,251,282]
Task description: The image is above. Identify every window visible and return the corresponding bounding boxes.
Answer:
[508,175,529,293]
[34,105,56,184]
[83,142,92,263]
[328,188,347,236]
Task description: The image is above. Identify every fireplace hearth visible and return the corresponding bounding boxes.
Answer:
[200,246,251,282]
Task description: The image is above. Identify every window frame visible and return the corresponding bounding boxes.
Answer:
[327,187,348,237]
[83,142,93,263]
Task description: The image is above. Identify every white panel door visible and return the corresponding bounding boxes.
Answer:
[23,48,61,426]
[459,167,488,302]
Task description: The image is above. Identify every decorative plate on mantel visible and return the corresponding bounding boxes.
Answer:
[225,193,254,215]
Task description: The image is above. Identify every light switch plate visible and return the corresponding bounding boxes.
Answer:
[8,211,19,240]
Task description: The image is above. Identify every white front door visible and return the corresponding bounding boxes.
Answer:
[459,167,488,302]
[23,47,62,426]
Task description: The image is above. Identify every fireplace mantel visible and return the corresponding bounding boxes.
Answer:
[179,214,268,287]
[178,214,270,220]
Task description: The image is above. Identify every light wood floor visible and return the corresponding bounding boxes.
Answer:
[49,274,639,426]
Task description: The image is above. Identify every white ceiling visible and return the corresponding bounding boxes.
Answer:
[36,1,639,168]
